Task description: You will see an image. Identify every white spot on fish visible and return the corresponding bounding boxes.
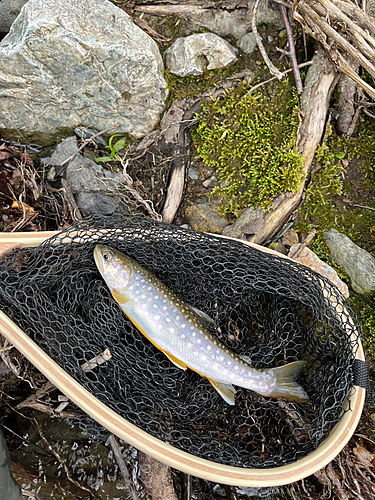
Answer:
[197,339,201,344]
[155,315,160,321]
[153,304,158,309]
[207,345,212,351]
[141,294,146,299]
[181,323,186,329]
[154,295,159,300]
[163,298,168,303]
[147,286,152,291]
[135,290,140,295]
[162,306,167,311]
[192,332,196,338]
[169,327,175,333]
[166,318,171,323]
[181,333,185,339]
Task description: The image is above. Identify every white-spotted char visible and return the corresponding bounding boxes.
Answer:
[94,245,309,405]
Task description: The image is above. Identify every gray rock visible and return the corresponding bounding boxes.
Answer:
[185,196,227,234]
[0,0,26,33]
[222,207,265,240]
[165,33,237,77]
[237,32,257,54]
[42,136,126,215]
[0,0,167,145]
[323,228,375,294]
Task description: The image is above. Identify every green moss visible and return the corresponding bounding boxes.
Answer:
[192,77,304,215]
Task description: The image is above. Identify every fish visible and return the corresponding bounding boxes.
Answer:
[94,244,309,405]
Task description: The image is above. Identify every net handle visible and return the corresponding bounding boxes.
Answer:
[0,229,366,487]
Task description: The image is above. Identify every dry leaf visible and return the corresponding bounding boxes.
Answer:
[11,200,35,213]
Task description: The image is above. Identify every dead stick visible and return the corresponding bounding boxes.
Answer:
[280,4,303,93]
[298,4,375,79]
[252,0,284,79]
[59,123,120,167]
[289,228,316,259]
[107,435,139,500]
[316,0,375,50]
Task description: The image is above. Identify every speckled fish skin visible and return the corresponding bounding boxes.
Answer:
[94,244,309,404]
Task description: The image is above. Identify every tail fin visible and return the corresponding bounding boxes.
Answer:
[268,360,309,403]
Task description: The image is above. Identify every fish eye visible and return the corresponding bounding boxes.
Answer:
[103,251,112,262]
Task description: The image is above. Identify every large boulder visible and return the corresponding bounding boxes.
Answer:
[0,0,167,145]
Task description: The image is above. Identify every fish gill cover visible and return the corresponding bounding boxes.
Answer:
[0,214,360,468]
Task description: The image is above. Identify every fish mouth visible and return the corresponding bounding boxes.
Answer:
[93,245,105,274]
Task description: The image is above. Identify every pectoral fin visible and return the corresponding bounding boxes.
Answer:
[187,304,214,328]
[208,378,236,405]
[163,351,188,371]
[240,354,252,365]
[112,289,131,304]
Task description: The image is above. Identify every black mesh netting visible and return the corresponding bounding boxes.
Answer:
[0,214,361,468]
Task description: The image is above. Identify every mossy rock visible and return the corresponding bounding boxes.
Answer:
[192,76,304,216]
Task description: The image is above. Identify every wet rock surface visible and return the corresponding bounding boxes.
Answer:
[0,0,167,145]
[165,33,238,77]
[323,228,375,295]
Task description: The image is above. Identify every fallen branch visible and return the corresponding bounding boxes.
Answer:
[280,4,303,93]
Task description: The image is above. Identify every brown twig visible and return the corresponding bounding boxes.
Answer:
[252,0,284,79]
[59,123,120,167]
[280,5,303,93]
[289,228,316,259]
[32,417,104,500]
[107,435,139,500]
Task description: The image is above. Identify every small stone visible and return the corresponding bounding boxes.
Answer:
[323,228,375,295]
[188,166,199,180]
[268,241,287,255]
[222,207,265,240]
[165,33,237,77]
[185,196,227,234]
[237,32,257,54]
[268,35,274,43]
[281,229,299,248]
[202,176,216,188]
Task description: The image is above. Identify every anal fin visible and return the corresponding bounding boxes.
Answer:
[208,378,236,405]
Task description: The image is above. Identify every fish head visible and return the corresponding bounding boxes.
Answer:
[94,244,132,292]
